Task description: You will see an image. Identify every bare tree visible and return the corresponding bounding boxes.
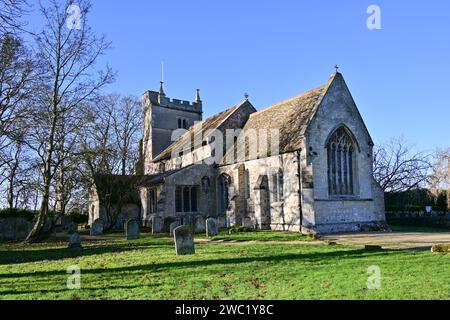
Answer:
[0,0,29,35]
[78,93,141,230]
[112,95,141,176]
[373,137,433,193]
[429,148,450,191]
[0,34,34,160]
[25,0,114,242]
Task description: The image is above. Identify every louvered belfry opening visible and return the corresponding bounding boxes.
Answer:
[327,127,356,196]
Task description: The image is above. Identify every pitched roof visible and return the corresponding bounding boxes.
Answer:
[222,74,336,163]
[153,100,254,161]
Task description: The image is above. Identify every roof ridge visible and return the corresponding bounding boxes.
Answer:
[252,72,341,116]
[251,84,328,116]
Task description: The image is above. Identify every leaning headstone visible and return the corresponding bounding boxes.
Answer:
[90,219,103,236]
[170,221,181,236]
[174,225,195,255]
[125,219,140,240]
[152,216,163,234]
[67,233,83,257]
[206,218,218,237]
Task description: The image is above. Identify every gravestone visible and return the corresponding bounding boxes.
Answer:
[170,221,181,236]
[68,222,77,235]
[125,219,140,240]
[194,216,206,233]
[90,219,103,236]
[217,216,227,229]
[182,216,194,230]
[206,218,218,237]
[174,225,195,255]
[242,217,254,228]
[67,233,83,257]
[152,216,162,234]
[61,216,73,230]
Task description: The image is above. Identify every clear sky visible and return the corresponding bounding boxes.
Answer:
[29,0,450,151]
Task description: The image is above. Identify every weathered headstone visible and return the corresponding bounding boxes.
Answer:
[206,218,218,237]
[242,217,254,228]
[174,225,195,255]
[194,216,206,233]
[68,222,77,235]
[170,221,181,236]
[125,219,140,240]
[61,216,73,230]
[90,219,103,236]
[217,216,227,229]
[67,233,83,257]
[152,216,162,234]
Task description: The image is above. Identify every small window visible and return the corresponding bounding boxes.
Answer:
[245,170,251,199]
[272,170,284,202]
[183,119,187,129]
[183,187,190,212]
[272,174,278,202]
[177,118,182,129]
[175,187,182,212]
[148,189,157,213]
[190,187,198,212]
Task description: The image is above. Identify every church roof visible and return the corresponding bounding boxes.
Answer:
[153,100,254,161]
[242,81,329,154]
[222,73,337,162]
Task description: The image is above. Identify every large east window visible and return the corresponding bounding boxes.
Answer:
[175,186,199,213]
[327,127,357,196]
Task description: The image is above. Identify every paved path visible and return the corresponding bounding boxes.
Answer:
[322,232,450,250]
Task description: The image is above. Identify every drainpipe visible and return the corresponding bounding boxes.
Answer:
[296,149,304,233]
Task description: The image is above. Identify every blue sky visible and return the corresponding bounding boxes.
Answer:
[30,0,450,151]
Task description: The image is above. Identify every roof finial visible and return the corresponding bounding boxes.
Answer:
[159,80,166,96]
[244,92,249,100]
[334,64,339,73]
[159,61,166,96]
[195,89,202,103]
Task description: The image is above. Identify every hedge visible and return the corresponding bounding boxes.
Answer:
[0,208,36,222]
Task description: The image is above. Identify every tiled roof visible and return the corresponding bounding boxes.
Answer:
[222,74,336,162]
[153,100,252,161]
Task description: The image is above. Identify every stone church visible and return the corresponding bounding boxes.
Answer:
[89,71,386,234]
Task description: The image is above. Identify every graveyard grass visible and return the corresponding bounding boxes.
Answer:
[0,231,449,300]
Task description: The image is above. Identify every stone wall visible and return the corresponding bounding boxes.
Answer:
[219,152,302,232]
[303,72,385,233]
[0,218,32,242]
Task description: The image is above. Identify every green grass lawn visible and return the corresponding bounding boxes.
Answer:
[0,232,448,300]
[199,229,312,242]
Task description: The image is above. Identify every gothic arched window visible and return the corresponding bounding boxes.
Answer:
[327,127,357,196]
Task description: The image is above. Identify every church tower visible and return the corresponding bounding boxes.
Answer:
[139,82,203,174]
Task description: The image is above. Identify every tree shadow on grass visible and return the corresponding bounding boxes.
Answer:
[0,283,158,298]
[0,248,393,280]
[0,241,173,266]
